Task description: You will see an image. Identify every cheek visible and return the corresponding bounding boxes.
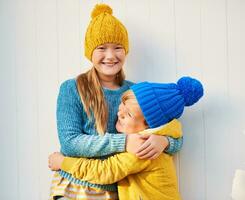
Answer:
[119,55,126,63]
[123,118,137,133]
[92,52,103,63]
[117,51,126,61]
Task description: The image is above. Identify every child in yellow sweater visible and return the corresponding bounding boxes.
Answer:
[49,76,203,200]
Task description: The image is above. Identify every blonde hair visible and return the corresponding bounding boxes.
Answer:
[121,90,138,105]
[76,67,125,134]
[121,90,148,126]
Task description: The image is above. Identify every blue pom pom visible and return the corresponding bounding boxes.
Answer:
[177,76,204,106]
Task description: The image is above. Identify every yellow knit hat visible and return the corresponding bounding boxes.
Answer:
[85,4,129,61]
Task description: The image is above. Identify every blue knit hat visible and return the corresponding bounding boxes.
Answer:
[130,76,204,128]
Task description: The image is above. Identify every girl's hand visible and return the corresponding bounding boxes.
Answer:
[136,135,169,160]
[125,133,146,154]
[48,152,64,171]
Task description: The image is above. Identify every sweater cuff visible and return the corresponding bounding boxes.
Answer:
[164,136,183,154]
[164,136,175,154]
[61,157,79,172]
[110,133,126,153]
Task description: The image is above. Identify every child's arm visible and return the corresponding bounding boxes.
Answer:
[148,119,183,155]
[136,119,183,158]
[49,152,151,185]
[57,79,126,157]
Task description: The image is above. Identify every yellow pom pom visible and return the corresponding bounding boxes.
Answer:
[91,4,113,19]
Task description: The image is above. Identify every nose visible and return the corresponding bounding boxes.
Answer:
[117,106,125,119]
[105,48,115,60]
[117,110,124,119]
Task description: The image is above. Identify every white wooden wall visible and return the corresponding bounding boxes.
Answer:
[1,0,245,199]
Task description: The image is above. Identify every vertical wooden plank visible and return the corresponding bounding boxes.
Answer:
[148,0,177,83]
[0,0,19,199]
[227,0,245,197]
[15,0,40,199]
[36,0,60,199]
[57,0,81,83]
[201,0,231,199]
[175,0,202,77]
[237,0,245,168]
[174,0,206,199]
[124,0,152,82]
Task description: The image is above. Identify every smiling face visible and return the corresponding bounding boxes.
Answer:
[116,90,148,134]
[91,43,126,81]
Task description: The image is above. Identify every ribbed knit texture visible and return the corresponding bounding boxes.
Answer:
[131,77,203,128]
[85,4,129,60]
[56,78,183,191]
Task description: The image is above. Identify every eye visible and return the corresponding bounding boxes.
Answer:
[115,46,123,50]
[127,112,132,118]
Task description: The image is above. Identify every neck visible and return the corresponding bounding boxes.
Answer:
[100,78,120,89]
[96,71,121,89]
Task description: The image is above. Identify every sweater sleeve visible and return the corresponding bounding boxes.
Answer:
[57,79,126,157]
[165,136,183,154]
[61,153,151,184]
[161,119,183,154]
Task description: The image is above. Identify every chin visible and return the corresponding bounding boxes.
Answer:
[105,69,121,76]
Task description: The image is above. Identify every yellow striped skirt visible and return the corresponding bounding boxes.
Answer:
[49,172,119,200]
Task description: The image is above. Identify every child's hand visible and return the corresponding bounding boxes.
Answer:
[126,133,146,154]
[136,135,169,160]
[48,152,64,171]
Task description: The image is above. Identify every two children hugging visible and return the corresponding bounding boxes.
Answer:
[49,76,204,200]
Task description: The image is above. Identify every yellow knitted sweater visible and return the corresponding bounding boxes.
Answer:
[61,119,182,200]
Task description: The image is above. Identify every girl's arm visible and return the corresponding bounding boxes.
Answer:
[57,79,126,157]
[136,136,183,159]
[135,119,183,159]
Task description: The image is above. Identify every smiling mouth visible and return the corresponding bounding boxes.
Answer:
[102,62,119,66]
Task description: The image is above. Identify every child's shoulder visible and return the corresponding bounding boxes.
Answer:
[59,78,79,96]
[60,78,76,88]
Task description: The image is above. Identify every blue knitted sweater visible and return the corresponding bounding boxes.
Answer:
[57,78,183,191]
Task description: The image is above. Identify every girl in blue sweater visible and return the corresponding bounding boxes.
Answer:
[49,4,183,200]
